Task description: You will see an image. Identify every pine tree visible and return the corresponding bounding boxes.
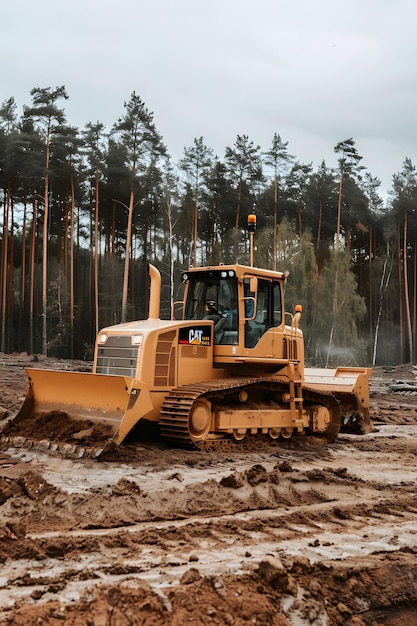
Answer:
[112,92,166,322]
[82,121,107,337]
[179,137,213,266]
[24,86,68,355]
[225,135,263,261]
[263,133,294,269]
[334,138,364,247]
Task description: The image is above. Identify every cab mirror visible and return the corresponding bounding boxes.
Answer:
[249,276,258,293]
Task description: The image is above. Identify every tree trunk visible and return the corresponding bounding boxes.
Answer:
[317,196,322,255]
[1,183,10,353]
[414,231,417,363]
[398,219,404,363]
[42,122,51,356]
[29,199,37,355]
[403,209,413,362]
[69,170,75,359]
[193,188,198,266]
[369,225,373,345]
[234,182,242,262]
[372,240,392,366]
[19,200,27,350]
[94,164,99,337]
[297,205,302,239]
[336,174,343,246]
[326,252,340,367]
[121,190,135,323]
[8,199,15,351]
[273,176,278,271]
[168,200,174,314]
[62,198,68,274]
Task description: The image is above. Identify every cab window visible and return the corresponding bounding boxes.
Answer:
[184,274,239,344]
[244,278,282,348]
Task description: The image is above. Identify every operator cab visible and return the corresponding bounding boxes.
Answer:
[182,265,285,355]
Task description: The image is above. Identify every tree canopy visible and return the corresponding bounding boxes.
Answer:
[0,87,415,366]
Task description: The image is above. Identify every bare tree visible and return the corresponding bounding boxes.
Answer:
[372,238,393,365]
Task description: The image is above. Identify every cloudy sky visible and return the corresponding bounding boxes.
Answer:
[3,0,417,201]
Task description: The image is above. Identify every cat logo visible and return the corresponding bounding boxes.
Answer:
[189,329,203,344]
[178,326,211,346]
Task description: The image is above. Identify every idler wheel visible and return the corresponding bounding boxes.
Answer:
[188,399,212,442]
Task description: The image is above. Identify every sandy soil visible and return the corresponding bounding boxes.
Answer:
[1,353,417,625]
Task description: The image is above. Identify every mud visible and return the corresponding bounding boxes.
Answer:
[2,410,115,445]
[1,354,417,624]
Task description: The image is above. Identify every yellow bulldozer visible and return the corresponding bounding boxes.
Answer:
[2,262,371,458]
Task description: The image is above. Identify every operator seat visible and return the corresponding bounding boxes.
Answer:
[203,302,229,343]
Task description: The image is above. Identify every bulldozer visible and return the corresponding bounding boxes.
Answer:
[1,260,371,458]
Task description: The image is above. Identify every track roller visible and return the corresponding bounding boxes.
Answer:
[233,428,247,441]
[269,428,281,439]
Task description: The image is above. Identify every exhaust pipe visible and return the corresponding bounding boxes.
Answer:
[148,263,161,319]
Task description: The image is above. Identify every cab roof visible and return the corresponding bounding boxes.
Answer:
[184,264,286,280]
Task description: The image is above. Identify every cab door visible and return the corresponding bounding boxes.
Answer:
[243,277,284,357]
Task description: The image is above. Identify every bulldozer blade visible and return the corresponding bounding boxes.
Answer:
[1,368,155,458]
[304,366,372,433]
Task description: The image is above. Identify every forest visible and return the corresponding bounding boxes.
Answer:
[0,86,415,366]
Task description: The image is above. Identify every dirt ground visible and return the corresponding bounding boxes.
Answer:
[1,354,417,625]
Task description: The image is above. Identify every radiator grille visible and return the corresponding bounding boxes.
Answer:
[96,336,139,377]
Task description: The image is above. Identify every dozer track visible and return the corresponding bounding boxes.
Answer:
[0,433,108,460]
[160,377,342,449]
[160,377,262,447]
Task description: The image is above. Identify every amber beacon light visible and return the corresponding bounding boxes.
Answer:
[247,213,257,232]
[247,213,256,266]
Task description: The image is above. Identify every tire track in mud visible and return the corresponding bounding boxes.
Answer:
[2,361,417,623]
[1,519,417,615]
[1,469,417,616]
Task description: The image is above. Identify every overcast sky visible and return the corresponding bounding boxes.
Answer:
[3,0,417,201]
